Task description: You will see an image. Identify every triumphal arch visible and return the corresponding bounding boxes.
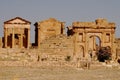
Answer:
[3,17,31,48]
[69,18,116,60]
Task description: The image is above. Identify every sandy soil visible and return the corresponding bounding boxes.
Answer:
[0,66,120,80]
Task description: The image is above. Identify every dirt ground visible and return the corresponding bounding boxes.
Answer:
[0,66,120,80]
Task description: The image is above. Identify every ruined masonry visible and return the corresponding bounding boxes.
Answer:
[68,18,116,60]
[0,17,120,62]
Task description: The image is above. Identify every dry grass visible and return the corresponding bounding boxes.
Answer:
[0,66,120,80]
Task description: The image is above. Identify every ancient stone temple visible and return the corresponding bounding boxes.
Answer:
[3,17,31,48]
[34,18,65,48]
[68,18,116,60]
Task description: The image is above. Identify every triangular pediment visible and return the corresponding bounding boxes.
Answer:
[4,17,31,24]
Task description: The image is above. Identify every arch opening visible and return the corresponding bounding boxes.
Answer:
[88,35,101,61]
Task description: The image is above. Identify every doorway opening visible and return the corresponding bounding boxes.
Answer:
[89,35,101,60]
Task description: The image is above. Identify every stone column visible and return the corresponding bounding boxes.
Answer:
[4,28,8,48]
[27,28,30,48]
[85,33,89,59]
[61,22,65,34]
[73,33,77,56]
[38,28,40,48]
[18,35,21,48]
[111,32,116,60]
[12,28,15,48]
[20,34,23,48]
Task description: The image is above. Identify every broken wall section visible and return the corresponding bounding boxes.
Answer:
[39,34,74,61]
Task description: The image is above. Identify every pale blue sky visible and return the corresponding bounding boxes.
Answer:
[0,0,120,42]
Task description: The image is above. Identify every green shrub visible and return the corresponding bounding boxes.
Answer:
[96,46,111,62]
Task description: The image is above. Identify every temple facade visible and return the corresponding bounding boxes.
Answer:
[34,18,65,48]
[3,17,31,48]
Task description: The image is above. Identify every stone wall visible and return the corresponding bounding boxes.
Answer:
[0,34,74,62]
[39,34,74,60]
[0,48,38,62]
